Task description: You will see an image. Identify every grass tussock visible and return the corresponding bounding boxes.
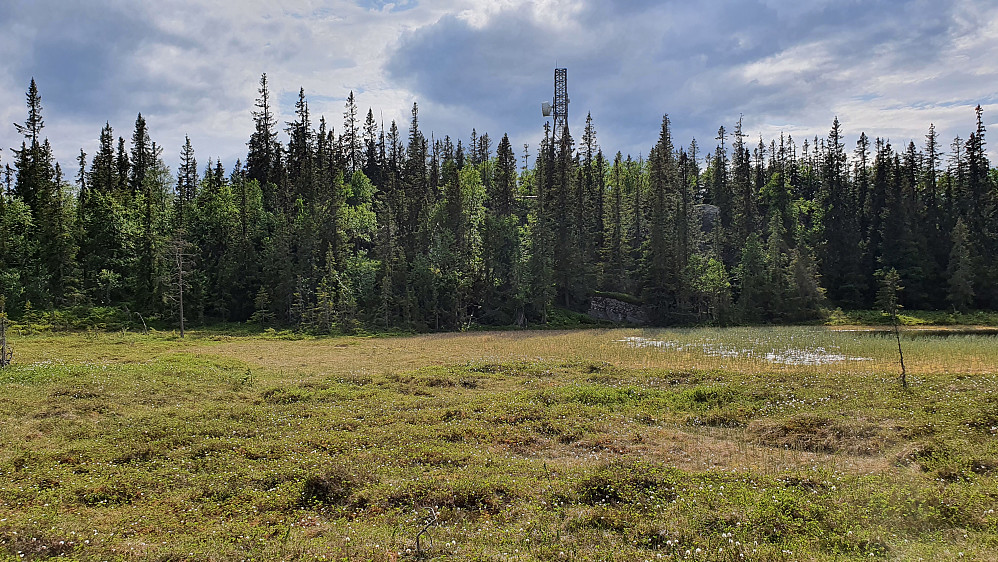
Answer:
[748,414,891,455]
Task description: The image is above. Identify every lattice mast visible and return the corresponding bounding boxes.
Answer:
[541,68,570,139]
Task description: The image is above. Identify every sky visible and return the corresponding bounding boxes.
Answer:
[1,0,997,178]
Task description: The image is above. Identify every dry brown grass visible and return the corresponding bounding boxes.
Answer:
[176,327,998,379]
[13,326,998,377]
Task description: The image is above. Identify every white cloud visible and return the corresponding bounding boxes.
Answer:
[1,0,996,178]
[730,0,998,150]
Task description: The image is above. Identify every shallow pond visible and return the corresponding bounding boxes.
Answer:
[616,335,874,366]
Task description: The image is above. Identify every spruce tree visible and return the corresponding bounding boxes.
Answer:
[708,126,733,264]
[602,152,626,292]
[0,185,34,312]
[527,123,556,323]
[285,87,315,206]
[482,134,522,324]
[12,79,48,216]
[963,106,995,307]
[75,149,88,213]
[115,137,130,195]
[818,117,865,307]
[13,79,43,145]
[129,113,153,198]
[247,73,281,195]
[730,117,756,244]
[922,124,950,306]
[580,114,601,265]
[189,159,239,320]
[675,143,700,309]
[642,115,679,320]
[12,79,65,305]
[786,248,824,321]
[81,123,133,303]
[343,91,362,174]
[550,122,580,308]
[403,103,429,260]
[947,217,974,311]
[49,162,80,305]
[734,233,768,323]
[129,115,161,305]
[876,267,906,388]
[764,213,790,318]
[175,135,198,229]
[362,109,381,186]
[228,162,267,321]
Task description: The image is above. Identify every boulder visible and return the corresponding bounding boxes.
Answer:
[588,296,651,325]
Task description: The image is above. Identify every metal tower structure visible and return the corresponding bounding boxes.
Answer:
[541,68,570,139]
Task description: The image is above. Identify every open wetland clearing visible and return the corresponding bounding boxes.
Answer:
[1,327,997,560]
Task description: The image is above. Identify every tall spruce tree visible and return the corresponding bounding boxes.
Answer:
[246,73,281,200]
[550,122,580,308]
[963,106,995,306]
[527,123,556,322]
[175,135,198,229]
[362,109,381,186]
[129,115,161,305]
[642,115,679,320]
[115,137,130,195]
[818,117,865,307]
[129,114,153,198]
[482,134,522,324]
[12,79,48,217]
[602,152,626,292]
[286,88,315,206]
[730,117,756,245]
[342,91,362,174]
[81,123,131,303]
[403,103,429,261]
[12,79,70,305]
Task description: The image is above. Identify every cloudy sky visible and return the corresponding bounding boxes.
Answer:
[1,0,996,176]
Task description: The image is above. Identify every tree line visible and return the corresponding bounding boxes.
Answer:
[1,75,995,331]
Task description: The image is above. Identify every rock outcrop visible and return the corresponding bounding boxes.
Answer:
[588,296,651,325]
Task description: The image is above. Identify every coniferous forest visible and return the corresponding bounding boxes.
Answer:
[1,74,996,331]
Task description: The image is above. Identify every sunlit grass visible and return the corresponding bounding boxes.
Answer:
[1,327,996,560]
[172,325,998,377]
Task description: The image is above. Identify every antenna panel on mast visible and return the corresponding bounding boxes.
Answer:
[540,68,570,138]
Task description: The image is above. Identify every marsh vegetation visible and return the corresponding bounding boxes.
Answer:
[1,327,996,560]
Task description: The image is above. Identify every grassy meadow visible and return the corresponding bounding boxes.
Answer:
[1,327,997,561]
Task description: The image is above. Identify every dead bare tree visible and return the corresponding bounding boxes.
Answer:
[163,232,194,338]
[0,296,12,368]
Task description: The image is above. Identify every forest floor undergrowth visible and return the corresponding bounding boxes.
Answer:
[1,327,997,560]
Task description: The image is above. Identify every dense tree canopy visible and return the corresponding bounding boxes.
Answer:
[2,76,996,330]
